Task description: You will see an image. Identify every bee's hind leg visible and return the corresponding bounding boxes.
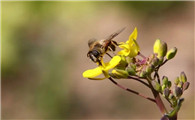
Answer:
[106,53,113,58]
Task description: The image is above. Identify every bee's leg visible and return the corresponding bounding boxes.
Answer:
[97,60,102,66]
[106,53,113,58]
[97,56,104,66]
[112,40,118,46]
[108,46,117,56]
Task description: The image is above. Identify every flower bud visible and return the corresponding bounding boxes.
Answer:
[162,84,166,91]
[111,69,129,79]
[183,82,190,91]
[167,81,172,88]
[174,86,183,97]
[146,64,154,74]
[174,77,180,85]
[139,71,147,78]
[126,67,136,76]
[126,57,133,64]
[162,76,168,85]
[109,72,118,79]
[166,47,177,60]
[152,57,159,67]
[153,39,167,58]
[116,56,128,70]
[151,80,161,92]
[168,93,174,100]
[158,57,164,65]
[130,64,136,70]
[177,81,183,88]
[163,88,170,98]
[180,72,187,83]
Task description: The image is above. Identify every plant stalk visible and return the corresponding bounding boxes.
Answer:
[147,79,167,115]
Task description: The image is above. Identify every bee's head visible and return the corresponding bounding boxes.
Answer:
[87,50,101,63]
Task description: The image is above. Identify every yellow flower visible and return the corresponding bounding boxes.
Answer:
[83,56,121,80]
[118,27,140,57]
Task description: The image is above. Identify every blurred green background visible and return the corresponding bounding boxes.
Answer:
[1,1,194,119]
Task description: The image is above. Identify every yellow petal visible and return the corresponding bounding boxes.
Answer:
[129,27,137,41]
[132,39,140,51]
[119,42,125,45]
[129,43,139,57]
[105,56,121,71]
[119,44,129,50]
[118,49,130,56]
[83,67,102,78]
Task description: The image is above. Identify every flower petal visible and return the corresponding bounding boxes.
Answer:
[83,67,102,78]
[119,44,129,50]
[118,49,130,56]
[129,27,137,41]
[128,40,140,57]
[105,56,121,71]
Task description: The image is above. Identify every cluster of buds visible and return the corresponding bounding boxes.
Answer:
[160,72,190,107]
[160,72,189,119]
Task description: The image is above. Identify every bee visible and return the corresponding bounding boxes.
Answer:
[87,28,125,65]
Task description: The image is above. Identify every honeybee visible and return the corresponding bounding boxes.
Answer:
[87,28,125,65]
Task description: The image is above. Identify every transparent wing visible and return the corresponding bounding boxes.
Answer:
[105,27,126,40]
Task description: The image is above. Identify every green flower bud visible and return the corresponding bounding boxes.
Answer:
[168,93,174,100]
[169,93,177,107]
[116,56,128,70]
[174,77,180,85]
[152,80,161,92]
[126,57,133,64]
[180,72,187,83]
[152,57,159,67]
[111,69,129,79]
[163,88,170,98]
[162,84,166,91]
[126,67,136,76]
[130,64,136,70]
[162,76,168,85]
[174,86,183,97]
[146,64,154,74]
[153,39,167,58]
[167,98,184,118]
[158,57,164,65]
[109,72,118,79]
[183,82,190,91]
[177,81,183,88]
[166,47,177,60]
[167,81,172,88]
[139,71,147,78]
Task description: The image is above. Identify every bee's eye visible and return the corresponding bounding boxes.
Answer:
[87,50,100,62]
[91,50,100,58]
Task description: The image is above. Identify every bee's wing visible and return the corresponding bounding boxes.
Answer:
[105,27,126,40]
[88,38,97,47]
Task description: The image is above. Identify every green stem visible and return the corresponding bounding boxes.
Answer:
[128,76,150,88]
[108,77,156,103]
[147,78,167,115]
